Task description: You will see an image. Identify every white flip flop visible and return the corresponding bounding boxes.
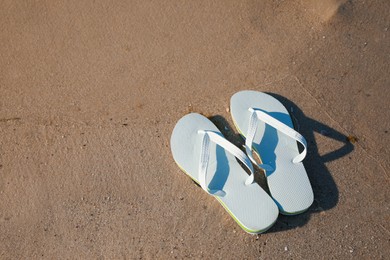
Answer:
[170,113,278,233]
[230,91,314,215]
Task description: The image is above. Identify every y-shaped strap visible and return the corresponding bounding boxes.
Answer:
[246,108,307,170]
[198,130,255,195]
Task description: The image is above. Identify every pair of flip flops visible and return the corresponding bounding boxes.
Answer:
[171,91,313,234]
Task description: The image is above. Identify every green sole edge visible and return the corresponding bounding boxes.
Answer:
[173,160,276,234]
[230,109,310,216]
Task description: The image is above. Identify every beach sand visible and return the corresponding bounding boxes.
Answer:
[0,0,389,258]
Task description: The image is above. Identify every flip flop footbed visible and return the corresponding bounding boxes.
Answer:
[230,91,314,214]
[171,113,278,233]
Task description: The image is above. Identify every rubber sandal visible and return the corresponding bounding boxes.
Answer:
[230,91,314,215]
[170,113,278,233]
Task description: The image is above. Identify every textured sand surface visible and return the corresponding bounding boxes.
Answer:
[1,0,389,258]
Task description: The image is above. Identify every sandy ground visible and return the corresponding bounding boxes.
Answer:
[1,0,389,258]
